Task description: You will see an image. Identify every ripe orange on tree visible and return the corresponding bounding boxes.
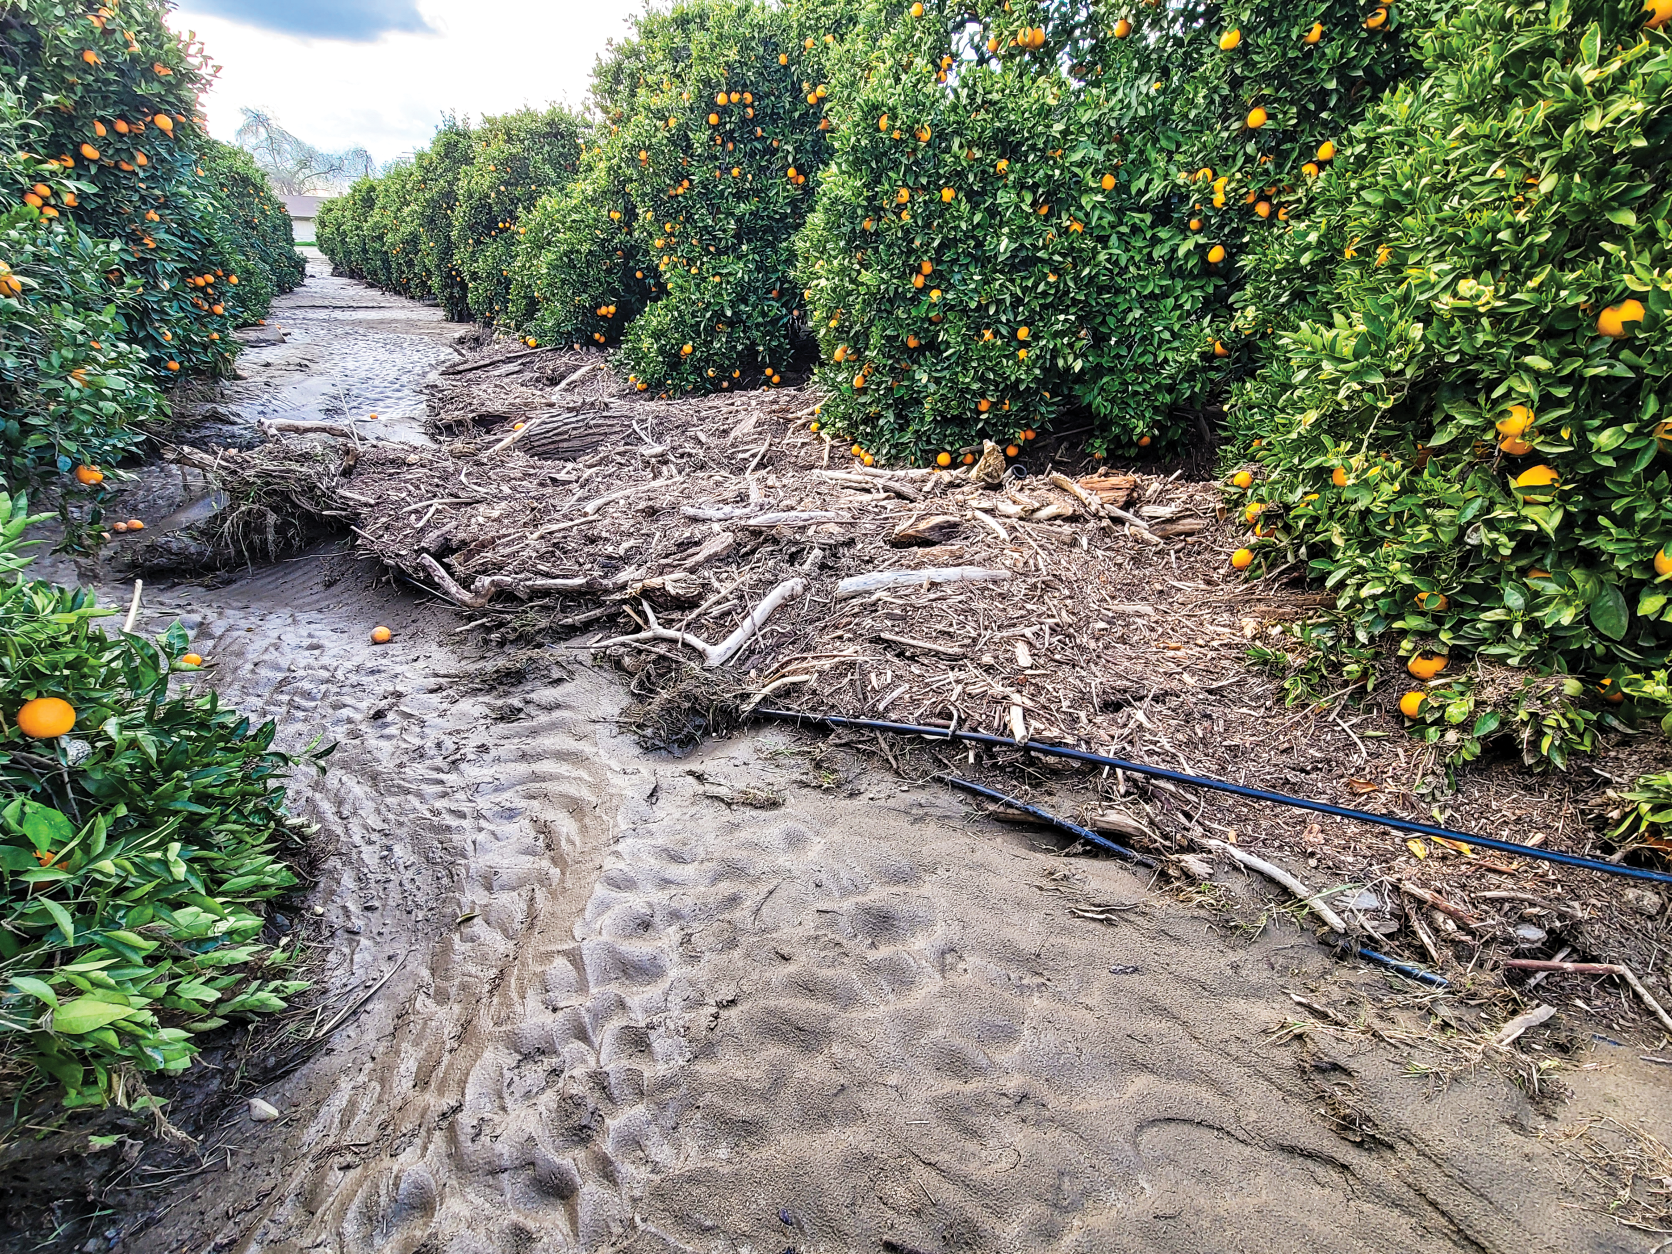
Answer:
[16,697,76,739]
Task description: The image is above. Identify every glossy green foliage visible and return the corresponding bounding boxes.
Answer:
[0,495,319,1107]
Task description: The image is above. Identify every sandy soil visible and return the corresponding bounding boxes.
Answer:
[16,254,1666,1254]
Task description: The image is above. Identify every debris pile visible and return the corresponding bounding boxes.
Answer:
[155,339,1672,1041]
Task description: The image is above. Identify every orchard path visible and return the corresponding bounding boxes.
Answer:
[108,255,1648,1254]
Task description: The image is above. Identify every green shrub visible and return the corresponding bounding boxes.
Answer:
[1227,0,1672,711]
[800,0,1425,463]
[588,0,853,395]
[198,139,305,302]
[449,107,584,325]
[0,495,318,1107]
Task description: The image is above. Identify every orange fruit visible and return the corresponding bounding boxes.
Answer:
[126,519,144,531]
[1207,244,1226,263]
[1231,470,1253,488]
[1398,691,1426,719]
[1653,547,1672,576]
[1213,339,1230,357]
[1230,548,1254,569]
[1246,106,1267,129]
[1599,678,1626,704]
[1407,653,1448,680]
[1017,326,1030,340]
[112,522,129,533]
[1513,464,1559,489]
[73,465,102,485]
[936,451,952,467]
[180,653,203,667]
[1415,591,1448,611]
[1254,200,1271,218]
[1495,404,1533,437]
[1219,28,1241,50]
[16,697,75,739]
[1597,299,1645,338]
[1648,0,1672,28]
[1137,435,1153,447]
[1303,21,1323,43]
[1499,436,1534,456]
[1316,140,1336,162]
[911,1,923,14]
[1101,172,1116,190]
[1365,7,1388,29]
[370,626,393,644]
[1331,466,1348,487]
[1005,444,1020,457]
[1243,502,1263,524]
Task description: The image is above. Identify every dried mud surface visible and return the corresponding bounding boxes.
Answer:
[11,256,1667,1254]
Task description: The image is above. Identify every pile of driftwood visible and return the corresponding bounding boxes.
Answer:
[155,340,1672,1043]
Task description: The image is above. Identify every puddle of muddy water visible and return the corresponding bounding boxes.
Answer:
[15,256,1656,1254]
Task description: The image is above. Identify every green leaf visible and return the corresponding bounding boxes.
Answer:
[1590,583,1629,641]
[9,976,59,1008]
[51,997,142,1035]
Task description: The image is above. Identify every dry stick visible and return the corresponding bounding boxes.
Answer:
[1492,1003,1557,1049]
[742,673,814,713]
[1400,881,1491,933]
[1500,959,1672,1036]
[1200,838,1347,933]
[438,344,555,376]
[588,578,807,668]
[739,510,852,528]
[835,566,1011,600]
[1047,471,1106,518]
[259,418,364,441]
[122,580,143,634]
[1405,900,1445,968]
[417,554,627,609]
[969,509,1010,543]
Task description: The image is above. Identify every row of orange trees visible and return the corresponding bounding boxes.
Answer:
[320,0,855,396]
[1,4,316,1110]
[321,0,1672,769]
[0,0,301,492]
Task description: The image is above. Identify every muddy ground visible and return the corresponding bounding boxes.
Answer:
[6,253,1670,1254]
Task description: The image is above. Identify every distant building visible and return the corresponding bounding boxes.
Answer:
[281,194,325,242]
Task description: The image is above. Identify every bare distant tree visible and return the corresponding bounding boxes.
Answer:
[234,108,379,195]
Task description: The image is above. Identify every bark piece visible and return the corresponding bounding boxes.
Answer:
[889,515,963,547]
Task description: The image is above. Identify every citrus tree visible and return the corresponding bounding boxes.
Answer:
[1,0,278,378]
[504,0,853,393]
[800,0,1427,464]
[1228,0,1672,745]
[448,107,585,325]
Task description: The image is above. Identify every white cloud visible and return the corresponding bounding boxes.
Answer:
[171,0,646,164]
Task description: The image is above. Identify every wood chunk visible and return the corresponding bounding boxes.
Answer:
[1150,518,1207,539]
[1076,471,1139,508]
[889,514,963,547]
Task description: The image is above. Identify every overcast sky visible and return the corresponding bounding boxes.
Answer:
[171,0,645,164]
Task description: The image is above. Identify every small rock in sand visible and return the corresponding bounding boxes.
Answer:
[249,1098,281,1122]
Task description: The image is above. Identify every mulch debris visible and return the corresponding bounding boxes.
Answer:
[159,339,1672,1045]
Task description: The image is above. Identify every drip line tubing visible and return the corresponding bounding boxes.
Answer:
[753,708,1672,888]
[941,776,1156,867]
[1336,941,1450,988]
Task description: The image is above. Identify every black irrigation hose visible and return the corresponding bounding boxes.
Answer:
[1338,942,1451,989]
[941,776,1157,868]
[754,709,1672,888]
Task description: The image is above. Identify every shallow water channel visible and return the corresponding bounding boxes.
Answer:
[43,255,1658,1254]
